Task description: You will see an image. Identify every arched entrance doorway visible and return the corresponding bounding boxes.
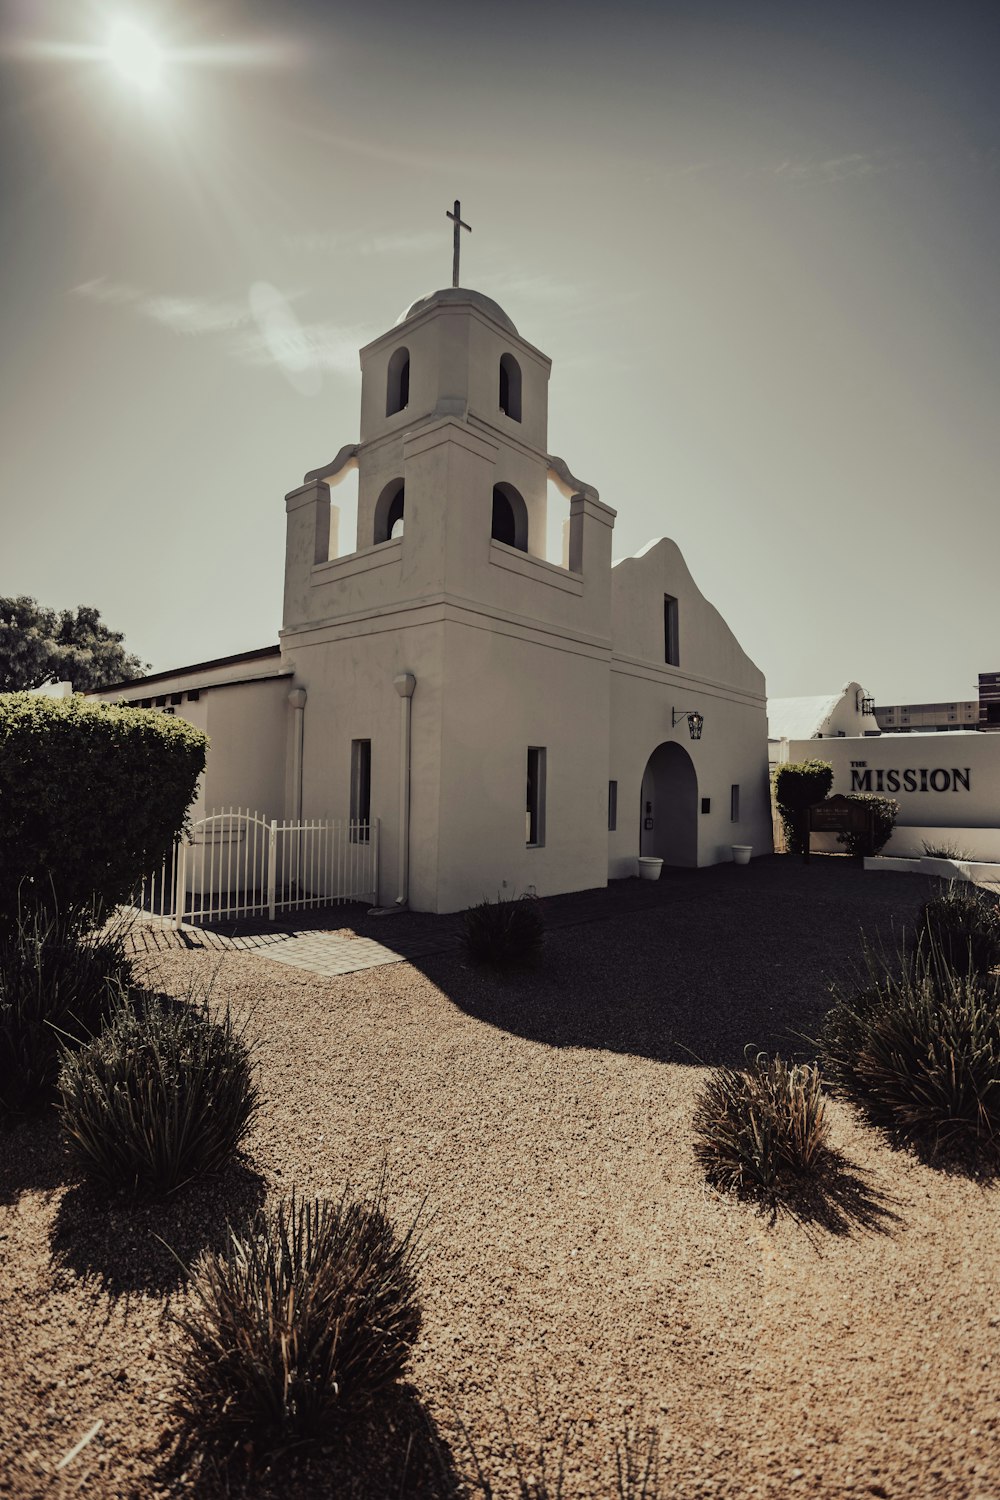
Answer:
[639,741,698,866]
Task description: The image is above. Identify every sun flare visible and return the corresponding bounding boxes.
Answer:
[106,19,164,91]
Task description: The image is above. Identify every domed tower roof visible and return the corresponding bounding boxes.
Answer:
[396,287,518,336]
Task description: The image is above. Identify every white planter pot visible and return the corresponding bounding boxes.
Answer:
[731,845,752,866]
[637,856,663,881]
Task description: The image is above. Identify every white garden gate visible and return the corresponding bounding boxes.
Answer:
[138,809,379,927]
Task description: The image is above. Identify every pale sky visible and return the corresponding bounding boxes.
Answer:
[1,0,997,703]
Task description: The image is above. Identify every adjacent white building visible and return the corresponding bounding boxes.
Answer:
[91,284,772,912]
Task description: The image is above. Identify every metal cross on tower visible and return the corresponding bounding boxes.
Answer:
[446,199,471,288]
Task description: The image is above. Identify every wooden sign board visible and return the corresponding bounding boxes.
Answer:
[804,796,873,859]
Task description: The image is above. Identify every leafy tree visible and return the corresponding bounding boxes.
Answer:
[0,596,147,693]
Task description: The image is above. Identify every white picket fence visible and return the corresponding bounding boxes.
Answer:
[137,809,379,927]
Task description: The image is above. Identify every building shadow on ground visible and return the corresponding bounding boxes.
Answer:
[401,858,935,1071]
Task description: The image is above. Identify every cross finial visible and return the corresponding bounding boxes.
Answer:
[446,199,471,288]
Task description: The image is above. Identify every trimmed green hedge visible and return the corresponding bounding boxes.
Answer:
[0,694,207,922]
[772,759,833,854]
[836,793,898,857]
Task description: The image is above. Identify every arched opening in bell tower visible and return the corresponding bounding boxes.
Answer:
[374,480,405,543]
[491,484,528,551]
[386,347,410,416]
[499,353,522,422]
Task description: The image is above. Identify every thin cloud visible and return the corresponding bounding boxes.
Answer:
[71,276,365,389]
[234,319,363,376]
[72,277,142,306]
[142,294,253,335]
[485,268,585,306]
[285,228,442,256]
[72,277,253,335]
[762,149,904,184]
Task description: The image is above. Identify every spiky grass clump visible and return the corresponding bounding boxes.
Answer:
[462,892,544,970]
[692,1050,832,1203]
[914,883,1000,976]
[821,948,1000,1174]
[171,1190,422,1462]
[57,992,258,1199]
[0,902,133,1116]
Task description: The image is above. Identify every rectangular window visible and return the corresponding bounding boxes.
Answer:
[350,739,372,842]
[664,595,679,666]
[731,784,740,822]
[526,747,546,847]
[608,780,618,832]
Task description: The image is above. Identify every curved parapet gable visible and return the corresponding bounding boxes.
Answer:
[612,536,765,696]
[304,444,359,487]
[546,454,599,503]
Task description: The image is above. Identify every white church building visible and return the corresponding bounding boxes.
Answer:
[91,280,772,913]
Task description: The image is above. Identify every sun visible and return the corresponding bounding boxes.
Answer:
[105,19,165,91]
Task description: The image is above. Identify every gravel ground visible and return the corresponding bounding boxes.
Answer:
[2,857,999,1499]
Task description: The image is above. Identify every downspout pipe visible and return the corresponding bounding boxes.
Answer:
[393,672,416,906]
[288,687,307,821]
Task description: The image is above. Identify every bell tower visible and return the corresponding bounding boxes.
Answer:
[353,285,553,561]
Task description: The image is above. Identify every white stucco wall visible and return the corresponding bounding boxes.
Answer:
[782,733,998,849]
[609,538,772,875]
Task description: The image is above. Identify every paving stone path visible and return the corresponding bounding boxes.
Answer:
[258,932,413,977]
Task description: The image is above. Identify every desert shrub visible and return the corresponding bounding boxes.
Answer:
[835,793,898,857]
[57,992,258,1199]
[692,1050,832,1203]
[0,692,206,926]
[772,759,833,854]
[914,883,1000,975]
[820,946,1000,1173]
[0,901,133,1116]
[922,839,972,860]
[171,1189,423,1461]
[462,891,544,969]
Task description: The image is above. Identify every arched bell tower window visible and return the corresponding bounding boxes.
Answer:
[386,347,410,417]
[499,353,522,422]
[374,480,405,544]
[491,483,528,552]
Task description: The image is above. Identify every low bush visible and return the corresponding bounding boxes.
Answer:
[171,1189,423,1462]
[820,946,1000,1173]
[835,793,898,857]
[692,1050,832,1203]
[772,760,833,854]
[914,883,1000,976]
[462,891,544,969]
[57,992,258,1199]
[0,902,133,1117]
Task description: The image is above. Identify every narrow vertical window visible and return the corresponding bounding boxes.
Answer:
[664,595,679,666]
[386,347,410,416]
[608,780,618,832]
[499,353,522,422]
[350,739,372,842]
[526,746,546,847]
[730,784,740,822]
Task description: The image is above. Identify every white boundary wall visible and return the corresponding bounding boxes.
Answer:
[779,731,1000,858]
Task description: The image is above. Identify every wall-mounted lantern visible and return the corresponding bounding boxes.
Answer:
[672,708,704,741]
